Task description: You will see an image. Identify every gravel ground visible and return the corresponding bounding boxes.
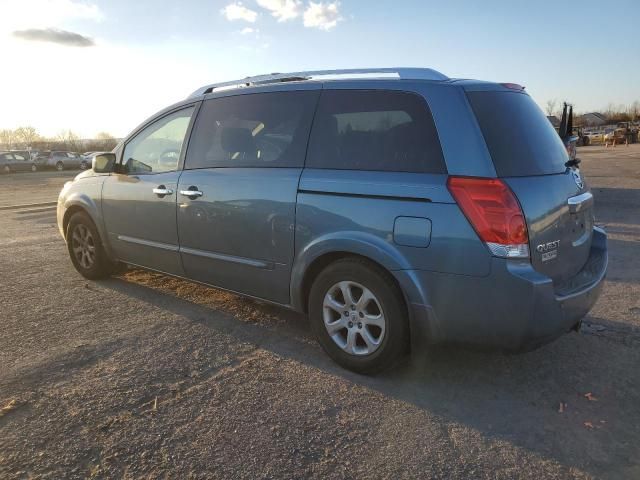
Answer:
[1,146,639,479]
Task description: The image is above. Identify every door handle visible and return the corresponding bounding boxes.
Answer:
[153,186,174,196]
[179,188,203,198]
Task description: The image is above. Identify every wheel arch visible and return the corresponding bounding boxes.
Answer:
[296,251,410,314]
[61,194,104,242]
[291,233,414,311]
[62,204,91,239]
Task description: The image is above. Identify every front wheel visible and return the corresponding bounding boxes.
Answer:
[308,258,409,374]
[31,164,37,172]
[66,212,113,280]
[3,165,10,174]
[56,161,64,171]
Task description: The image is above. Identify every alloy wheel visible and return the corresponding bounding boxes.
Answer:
[322,281,386,356]
[71,224,96,269]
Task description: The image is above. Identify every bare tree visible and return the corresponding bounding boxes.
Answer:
[93,131,118,151]
[0,129,15,149]
[545,99,558,117]
[56,130,83,152]
[629,101,640,121]
[14,126,40,147]
[95,131,114,140]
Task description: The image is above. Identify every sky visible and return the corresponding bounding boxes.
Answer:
[0,0,638,138]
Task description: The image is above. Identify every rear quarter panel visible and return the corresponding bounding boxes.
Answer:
[291,170,492,309]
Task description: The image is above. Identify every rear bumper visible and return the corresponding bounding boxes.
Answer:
[396,227,607,351]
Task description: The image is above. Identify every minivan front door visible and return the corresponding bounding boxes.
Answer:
[176,90,319,304]
[101,106,196,275]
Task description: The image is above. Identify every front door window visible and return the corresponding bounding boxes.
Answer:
[122,107,194,174]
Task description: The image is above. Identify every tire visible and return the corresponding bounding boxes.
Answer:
[308,258,409,374]
[56,161,64,171]
[31,164,37,172]
[3,165,10,174]
[66,212,113,280]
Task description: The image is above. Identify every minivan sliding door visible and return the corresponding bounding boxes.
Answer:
[177,90,319,304]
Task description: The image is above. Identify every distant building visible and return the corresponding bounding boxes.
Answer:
[547,115,560,128]
[581,112,608,126]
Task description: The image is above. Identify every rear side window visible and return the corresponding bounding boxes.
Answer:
[306,90,445,173]
[186,90,318,169]
[467,91,568,177]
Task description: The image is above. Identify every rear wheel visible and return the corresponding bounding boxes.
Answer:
[308,258,409,374]
[2,165,9,174]
[66,212,113,280]
[56,161,64,171]
[31,164,37,172]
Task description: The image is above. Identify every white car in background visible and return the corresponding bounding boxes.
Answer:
[585,131,604,145]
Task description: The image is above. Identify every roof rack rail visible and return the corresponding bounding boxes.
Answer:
[188,67,448,98]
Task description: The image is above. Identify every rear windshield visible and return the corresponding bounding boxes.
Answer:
[467,91,568,177]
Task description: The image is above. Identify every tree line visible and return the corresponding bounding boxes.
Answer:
[545,100,640,125]
[0,127,119,153]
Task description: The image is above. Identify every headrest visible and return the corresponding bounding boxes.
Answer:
[221,127,255,153]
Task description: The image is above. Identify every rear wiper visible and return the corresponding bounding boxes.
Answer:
[565,158,581,168]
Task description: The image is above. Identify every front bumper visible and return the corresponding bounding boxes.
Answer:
[395,227,608,351]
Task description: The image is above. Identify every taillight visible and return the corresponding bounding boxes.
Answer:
[447,176,529,259]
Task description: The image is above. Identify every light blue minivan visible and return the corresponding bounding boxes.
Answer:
[57,68,607,373]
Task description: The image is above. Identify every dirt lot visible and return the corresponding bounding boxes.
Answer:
[1,146,639,479]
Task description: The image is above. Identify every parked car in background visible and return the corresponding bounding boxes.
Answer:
[57,68,607,373]
[81,152,99,169]
[604,128,626,144]
[10,150,33,161]
[33,151,49,166]
[585,131,604,145]
[38,151,86,171]
[0,151,38,173]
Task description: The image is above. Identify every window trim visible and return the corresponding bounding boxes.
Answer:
[117,102,201,176]
[305,88,446,174]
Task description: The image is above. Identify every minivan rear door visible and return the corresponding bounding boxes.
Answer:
[467,90,594,288]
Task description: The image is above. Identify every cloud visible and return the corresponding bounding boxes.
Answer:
[303,1,341,30]
[221,3,258,23]
[240,27,256,34]
[12,28,95,47]
[256,0,302,22]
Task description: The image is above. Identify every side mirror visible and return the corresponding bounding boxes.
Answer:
[92,153,116,173]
